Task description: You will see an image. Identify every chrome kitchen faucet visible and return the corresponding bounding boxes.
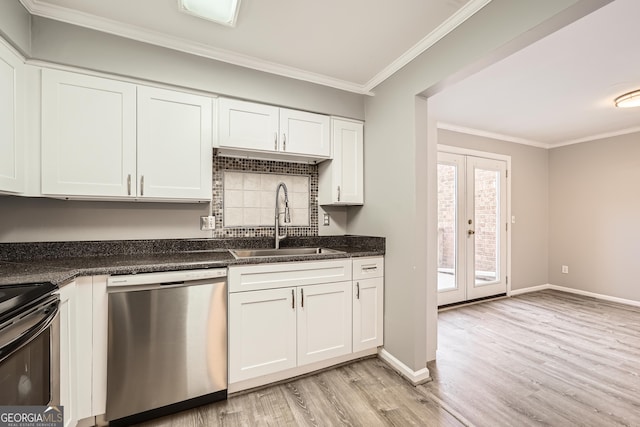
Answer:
[275,182,291,249]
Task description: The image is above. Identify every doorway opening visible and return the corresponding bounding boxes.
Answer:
[437,146,511,307]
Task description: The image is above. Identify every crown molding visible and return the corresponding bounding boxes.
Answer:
[437,122,640,150]
[19,0,372,95]
[552,126,640,148]
[363,0,493,92]
[20,0,490,96]
[437,122,551,149]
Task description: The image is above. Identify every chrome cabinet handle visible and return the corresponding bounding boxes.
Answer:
[292,289,295,309]
[140,175,145,196]
[301,288,304,308]
[274,132,278,151]
[337,186,341,202]
[356,282,360,299]
[282,134,286,151]
[127,174,131,196]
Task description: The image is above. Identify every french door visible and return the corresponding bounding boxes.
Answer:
[437,152,508,306]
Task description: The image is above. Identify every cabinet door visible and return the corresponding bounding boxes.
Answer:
[41,69,137,197]
[137,86,212,200]
[229,288,297,383]
[74,277,94,421]
[280,108,330,158]
[218,98,279,152]
[58,282,78,427]
[334,119,363,204]
[0,41,24,194]
[297,281,352,366]
[353,277,384,352]
[318,118,363,205]
[92,276,108,417]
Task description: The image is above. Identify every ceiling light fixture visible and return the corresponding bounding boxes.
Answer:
[178,0,241,27]
[614,90,640,108]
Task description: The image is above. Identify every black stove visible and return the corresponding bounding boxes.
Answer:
[0,282,57,325]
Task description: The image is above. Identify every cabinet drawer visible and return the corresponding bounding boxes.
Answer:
[353,257,384,280]
[229,259,352,293]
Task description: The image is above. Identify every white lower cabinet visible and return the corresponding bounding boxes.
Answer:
[352,257,385,352]
[57,276,108,427]
[297,281,352,365]
[228,281,352,383]
[57,282,77,427]
[228,257,382,391]
[353,277,384,352]
[229,287,297,382]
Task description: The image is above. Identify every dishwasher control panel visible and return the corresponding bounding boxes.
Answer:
[107,268,227,288]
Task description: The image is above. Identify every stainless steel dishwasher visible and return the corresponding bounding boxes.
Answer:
[105,268,227,426]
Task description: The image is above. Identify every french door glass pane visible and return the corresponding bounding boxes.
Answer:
[438,163,457,291]
[474,168,499,285]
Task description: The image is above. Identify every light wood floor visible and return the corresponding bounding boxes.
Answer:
[136,290,640,426]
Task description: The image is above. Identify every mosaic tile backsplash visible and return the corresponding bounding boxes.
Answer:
[212,152,319,238]
[224,172,310,227]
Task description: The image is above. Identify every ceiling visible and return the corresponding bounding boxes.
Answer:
[430,0,640,147]
[19,0,640,147]
[19,0,488,94]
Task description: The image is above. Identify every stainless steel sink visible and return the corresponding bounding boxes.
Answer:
[229,247,345,259]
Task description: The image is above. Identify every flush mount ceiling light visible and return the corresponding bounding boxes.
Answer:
[178,0,241,27]
[614,90,640,108]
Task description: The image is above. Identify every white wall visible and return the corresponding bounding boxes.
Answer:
[437,129,549,291]
[347,0,610,373]
[30,17,364,121]
[549,132,640,302]
[0,0,30,55]
[0,197,211,242]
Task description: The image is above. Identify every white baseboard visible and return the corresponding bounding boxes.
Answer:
[509,284,551,296]
[509,284,640,308]
[378,349,431,386]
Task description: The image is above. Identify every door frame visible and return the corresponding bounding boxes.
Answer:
[437,144,512,299]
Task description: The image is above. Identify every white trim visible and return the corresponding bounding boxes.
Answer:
[437,122,550,149]
[378,349,431,386]
[436,145,512,302]
[20,0,370,95]
[364,0,492,92]
[549,285,640,308]
[437,122,640,150]
[508,284,551,296]
[552,126,640,148]
[509,283,640,308]
[0,35,27,62]
[20,0,491,95]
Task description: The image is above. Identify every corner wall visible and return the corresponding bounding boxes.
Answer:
[549,132,640,302]
[347,0,609,373]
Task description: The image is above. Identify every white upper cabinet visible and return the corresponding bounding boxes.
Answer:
[279,108,330,158]
[41,69,137,198]
[0,40,25,194]
[318,118,364,205]
[218,98,279,152]
[41,69,212,201]
[137,86,212,200]
[217,98,330,162]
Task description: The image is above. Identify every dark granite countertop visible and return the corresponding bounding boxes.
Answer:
[0,236,384,286]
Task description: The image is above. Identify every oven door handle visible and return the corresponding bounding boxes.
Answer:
[0,296,59,364]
